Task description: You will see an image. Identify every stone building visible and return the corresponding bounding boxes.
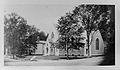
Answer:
[58,30,106,56]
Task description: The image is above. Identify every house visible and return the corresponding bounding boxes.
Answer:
[35,32,59,56]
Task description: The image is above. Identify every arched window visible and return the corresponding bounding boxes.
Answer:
[96,38,99,50]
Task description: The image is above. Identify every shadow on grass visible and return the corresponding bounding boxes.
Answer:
[59,56,88,60]
[26,55,89,61]
[59,55,104,60]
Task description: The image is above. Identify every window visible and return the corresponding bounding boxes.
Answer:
[96,38,99,50]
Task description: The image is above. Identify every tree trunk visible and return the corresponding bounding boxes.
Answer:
[66,41,69,59]
[87,34,90,57]
[66,47,69,60]
[65,35,69,59]
[54,47,55,55]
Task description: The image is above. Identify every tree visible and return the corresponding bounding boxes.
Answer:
[98,5,115,65]
[4,12,42,58]
[39,31,48,41]
[4,12,29,58]
[25,32,39,55]
[4,12,51,57]
[25,31,48,55]
[72,5,111,56]
[57,12,85,59]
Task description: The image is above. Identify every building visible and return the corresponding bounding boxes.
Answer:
[35,32,59,56]
[58,30,106,56]
[35,30,106,56]
[89,30,106,56]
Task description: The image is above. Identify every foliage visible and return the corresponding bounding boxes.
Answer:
[25,31,48,54]
[72,5,111,56]
[99,5,115,65]
[4,13,47,58]
[4,13,29,58]
[57,12,85,59]
[72,5,115,64]
[39,31,48,41]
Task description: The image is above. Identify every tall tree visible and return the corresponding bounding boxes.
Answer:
[98,5,115,65]
[72,5,111,56]
[4,13,29,58]
[57,12,85,59]
[4,12,41,57]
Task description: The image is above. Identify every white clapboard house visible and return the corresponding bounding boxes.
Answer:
[35,32,59,56]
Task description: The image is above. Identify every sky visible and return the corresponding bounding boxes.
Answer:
[4,4,75,34]
[4,4,76,41]
[4,4,87,42]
